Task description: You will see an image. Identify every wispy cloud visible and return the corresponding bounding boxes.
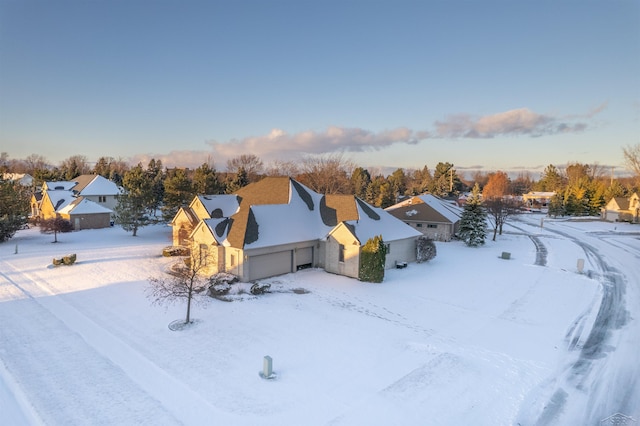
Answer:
[130,106,604,168]
[434,107,590,138]
[207,126,429,161]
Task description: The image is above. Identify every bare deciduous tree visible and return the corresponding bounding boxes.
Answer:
[297,153,355,194]
[147,252,209,325]
[483,197,521,241]
[623,144,640,182]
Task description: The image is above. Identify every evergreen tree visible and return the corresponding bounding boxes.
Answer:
[350,167,371,199]
[162,168,194,220]
[359,235,386,283]
[536,164,564,192]
[146,159,165,216]
[0,178,30,242]
[376,182,396,208]
[458,183,486,247]
[114,164,155,236]
[226,167,249,193]
[388,168,407,199]
[193,162,222,194]
[547,193,565,218]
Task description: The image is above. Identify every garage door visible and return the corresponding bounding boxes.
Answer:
[248,251,292,280]
[296,247,313,269]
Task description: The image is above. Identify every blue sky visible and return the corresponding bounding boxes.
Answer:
[1,0,638,175]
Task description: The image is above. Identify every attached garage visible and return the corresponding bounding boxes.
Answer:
[248,251,293,281]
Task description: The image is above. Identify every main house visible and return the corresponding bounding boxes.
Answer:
[601,192,640,223]
[385,194,463,242]
[32,174,121,229]
[171,177,422,281]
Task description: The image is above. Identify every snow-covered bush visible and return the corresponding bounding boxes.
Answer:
[416,236,437,263]
[250,282,271,295]
[207,273,239,297]
[162,246,190,257]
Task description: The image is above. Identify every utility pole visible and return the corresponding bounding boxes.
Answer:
[449,167,453,192]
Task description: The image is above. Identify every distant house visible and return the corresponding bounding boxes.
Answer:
[601,192,640,223]
[172,177,421,282]
[385,194,463,242]
[2,173,34,187]
[32,175,120,229]
[522,191,555,212]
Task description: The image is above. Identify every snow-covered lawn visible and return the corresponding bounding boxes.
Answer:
[1,216,638,425]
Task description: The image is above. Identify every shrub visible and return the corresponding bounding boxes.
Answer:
[359,235,386,283]
[207,273,239,297]
[416,236,437,263]
[162,246,190,257]
[250,282,271,295]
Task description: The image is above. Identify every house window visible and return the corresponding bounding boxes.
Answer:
[338,244,345,262]
[427,224,438,229]
[385,244,391,254]
[98,196,107,203]
[230,254,235,266]
[199,244,208,266]
[416,223,422,227]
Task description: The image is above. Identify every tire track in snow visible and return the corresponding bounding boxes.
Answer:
[516,220,639,424]
[0,259,246,425]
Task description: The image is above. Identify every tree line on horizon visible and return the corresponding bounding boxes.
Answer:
[1,146,639,241]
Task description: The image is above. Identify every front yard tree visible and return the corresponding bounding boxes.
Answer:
[39,217,73,243]
[0,178,30,242]
[483,197,521,241]
[147,251,209,325]
[115,164,155,236]
[459,183,486,247]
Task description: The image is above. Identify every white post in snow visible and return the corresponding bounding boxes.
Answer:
[262,355,273,378]
[540,217,544,228]
[577,258,585,274]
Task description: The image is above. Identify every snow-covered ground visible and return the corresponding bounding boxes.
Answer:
[0,215,638,425]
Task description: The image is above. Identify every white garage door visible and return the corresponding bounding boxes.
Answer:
[248,251,292,280]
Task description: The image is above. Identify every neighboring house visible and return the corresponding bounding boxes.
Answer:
[32,175,119,229]
[3,173,34,187]
[522,191,555,212]
[385,194,463,242]
[58,197,113,230]
[173,177,421,282]
[601,192,640,222]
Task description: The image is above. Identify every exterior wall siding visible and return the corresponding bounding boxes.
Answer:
[384,238,417,269]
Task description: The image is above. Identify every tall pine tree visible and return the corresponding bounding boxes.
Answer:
[458,183,486,247]
[115,164,155,236]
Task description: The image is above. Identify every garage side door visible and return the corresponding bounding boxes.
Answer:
[248,251,292,280]
[296,247,313,269]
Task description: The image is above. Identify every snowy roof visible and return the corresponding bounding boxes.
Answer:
[192,177,420,250]
[46,190,75,212]
[386,194,462,224]
[194,195,240,218]
[58,197,113,215]
[74,175,120,196]
[343,200,422,244]
[45,181,77,191]
[44,175,120,196]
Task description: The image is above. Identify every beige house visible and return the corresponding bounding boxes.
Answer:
[32,175,119,228]
[522,191,556,212]
[601,192,640,222]
[385,194,463,242]
[173,177,422,282]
